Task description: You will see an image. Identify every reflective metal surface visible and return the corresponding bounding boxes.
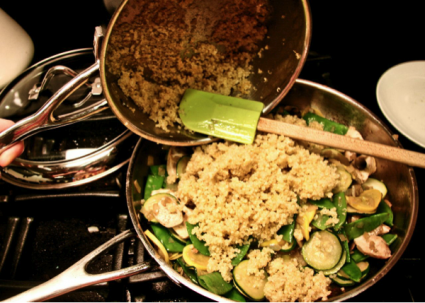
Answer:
[125,79,418,302]
[0,49,138,189]
[101,0,312,146]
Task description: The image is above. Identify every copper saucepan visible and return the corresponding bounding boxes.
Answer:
[0,0,312,153]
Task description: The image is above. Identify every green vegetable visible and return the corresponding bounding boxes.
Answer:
[143,174,165,200]
[176,257,198,285]
[308,198,335,209]
[176,156,190,178]
[150,223,185,253]
[382,233,398,246]
[197,272,233,295]
[233,260,267,301]
[312,213,332,230]
[231,243,250,266]
[303,112,349,135]
[331,276,355,286]
[224,288,246,302]
[344,213,389,240]
[322,251,347,276]
[377,200,394,226]
[340,261,362,282]
[186,222,210,256]
[302,230,343,271]
[277,217,296,243]
[333,192,347,231]
[350,249,369,263]
[149,164,167,177]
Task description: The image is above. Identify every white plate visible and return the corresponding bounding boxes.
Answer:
[377,61,425,148]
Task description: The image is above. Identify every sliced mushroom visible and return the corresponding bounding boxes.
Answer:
[172,208,192,239]
[354,233,391,259]
[344,126,364,162]
[153,196,183,228]
[346,156,377,184]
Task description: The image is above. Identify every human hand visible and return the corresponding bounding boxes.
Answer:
[0,119,24,167]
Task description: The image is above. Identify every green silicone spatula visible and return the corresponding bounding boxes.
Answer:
[179,89,425,168]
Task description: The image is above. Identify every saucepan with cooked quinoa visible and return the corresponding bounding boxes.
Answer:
[126,79,418,302]
[100,0,311,145]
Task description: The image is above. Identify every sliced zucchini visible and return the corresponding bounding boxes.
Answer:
[346,189,381,213]
[233,260,267,301]
[332,166,352,193]
[346,205,376,214]
[331,276,355,287]
[182,244,210,271]
[357,261,370,280]
[176,156,190,178]
[362,178,388,198]
[322,250,347,276]
[141,193,180,224]
[302,230,343,271]
[167,147,189,177]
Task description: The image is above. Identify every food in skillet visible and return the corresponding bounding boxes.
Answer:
[137,108,396,302]
[107,0,270,132]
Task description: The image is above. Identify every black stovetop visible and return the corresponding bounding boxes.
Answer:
[1,1,424,302]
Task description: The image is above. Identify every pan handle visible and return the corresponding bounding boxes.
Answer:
[0,27,106,157]
[3,230,152,302]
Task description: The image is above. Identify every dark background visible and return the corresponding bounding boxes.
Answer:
[1,0,425,301]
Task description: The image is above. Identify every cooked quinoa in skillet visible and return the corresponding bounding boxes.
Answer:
[175,114,340,301]
[107,0,270,131]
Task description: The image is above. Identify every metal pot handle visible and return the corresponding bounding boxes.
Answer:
[3,229,152,302]
[0,27,107,157]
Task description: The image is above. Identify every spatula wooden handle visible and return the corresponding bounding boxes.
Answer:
[257,117,425,169]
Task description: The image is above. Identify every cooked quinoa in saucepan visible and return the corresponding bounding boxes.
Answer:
[175,114,340,301]
[106,0,270,131]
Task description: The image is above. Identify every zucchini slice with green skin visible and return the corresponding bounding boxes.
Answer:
[322,251,347,276]
[331,276,356,287]
[357,261,370,280]
[333,166,353,194]
[176,156,190,178]
[302,230,343,271]
[141,193,178,222]
[362,178,388,198]
[233,260,267,301]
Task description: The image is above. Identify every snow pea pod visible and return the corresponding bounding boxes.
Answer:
[197,272,233,295]
[186,222,210,256]
[344,213,389,240]
[333,192,347,231]
[277,215,297,243]
[308,197,335,209]
[303,112,349,135]
[143,174,165,200]
[224,288,246,302]
[341,261,362,282]
[176,257,198,285]
[231,243,250,266]
[377,200,394,226]
[150,223,185,252]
